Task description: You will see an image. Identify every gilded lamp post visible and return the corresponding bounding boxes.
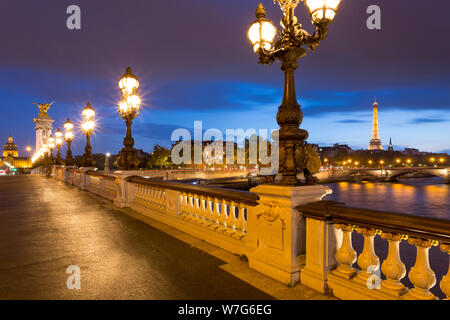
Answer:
[47,135,55,165]
[116,67,142,170]
[54,128,63,165]
[247,0,341,185]
[81,102,96,167]
[64,118,74,166]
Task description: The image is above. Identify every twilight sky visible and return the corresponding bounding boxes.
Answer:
[0,0,449,156]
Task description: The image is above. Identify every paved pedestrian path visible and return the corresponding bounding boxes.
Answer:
[0,175,333,300]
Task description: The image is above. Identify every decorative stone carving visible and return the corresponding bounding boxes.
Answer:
[355,228,381,286]
[405,237,438,300]
[334,224,357,279]
[440,243,450,300]
[380,232,408,296]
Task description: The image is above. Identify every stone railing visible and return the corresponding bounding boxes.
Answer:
[47,165,330,285]
[298,201,450,300]
[85,171,117,201]
[128,176,258,257]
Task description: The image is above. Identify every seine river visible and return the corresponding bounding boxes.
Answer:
[324,177,450,220]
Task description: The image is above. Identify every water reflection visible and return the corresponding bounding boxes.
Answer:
[325,177,450,220]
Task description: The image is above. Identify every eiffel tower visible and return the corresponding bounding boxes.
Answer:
[368,98,383,150]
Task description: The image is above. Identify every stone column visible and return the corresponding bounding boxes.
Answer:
[33,116,54,152]
[248,184,332,285]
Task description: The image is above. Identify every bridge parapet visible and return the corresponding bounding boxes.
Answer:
[298,201,450,300]
[49,165,331,285]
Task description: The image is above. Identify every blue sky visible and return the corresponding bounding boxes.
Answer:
[0,0,449,155]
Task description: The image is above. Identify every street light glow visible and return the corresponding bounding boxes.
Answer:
[248,5,277,53]
[305,0,342,24]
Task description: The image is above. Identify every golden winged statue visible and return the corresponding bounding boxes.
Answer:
[33,102,54,118]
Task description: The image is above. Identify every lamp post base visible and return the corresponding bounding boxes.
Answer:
[81,154,95,168]
[117,147,140,170]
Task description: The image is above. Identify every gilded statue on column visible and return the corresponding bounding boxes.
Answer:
[33,102,54,118]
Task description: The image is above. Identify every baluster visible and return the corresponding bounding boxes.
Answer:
[179,193,188,217]
[405,238,438,300]
[209,199,220,229]
[335,224,357,279]
[151,188,156,207]
[440,243,450,300]
[380,232,408,296]
[191,196,201,222]
[218,199,228,231]
[162,190,166,208]
[157,189,163,208]
[234,204,246,237]
[225,201,237,234]
[136,185,142,204]
[191,195,199,221]
[185,194,193,220]
[143,186,148,205]
[203,197,213,226]
[197,196,206,223]
[355,227,381,287]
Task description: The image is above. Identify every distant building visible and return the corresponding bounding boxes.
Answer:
[318,144,353,158]
[387,138,394,151]
[368,99,383,150]
[403,148,420,155]
[0,135,32,169]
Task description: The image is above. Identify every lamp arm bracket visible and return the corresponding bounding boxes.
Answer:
[301,23,329,51]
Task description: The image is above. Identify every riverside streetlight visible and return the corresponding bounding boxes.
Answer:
[47,135,55,165]
[64,118,75,166]
[116,67,142,170]
[105,152,111,173]
[81,102,96,167]
[247,0,342,185]
[55,128,63,165]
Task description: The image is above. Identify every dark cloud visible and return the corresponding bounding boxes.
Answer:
[410,118,449,124]
[336,119,367,124]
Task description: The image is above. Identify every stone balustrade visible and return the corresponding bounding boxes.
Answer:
[298,201,450,300]
[45,166,450,299]
[47,166,330,286]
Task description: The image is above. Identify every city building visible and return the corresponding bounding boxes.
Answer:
[368,99,383,150]
[0,135,32,170]
[403,148,420,156]
[388,138,394,151]
[318,144,353,159]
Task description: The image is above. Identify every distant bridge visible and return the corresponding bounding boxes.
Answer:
[317,167,450,183]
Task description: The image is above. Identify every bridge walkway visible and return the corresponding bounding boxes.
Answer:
[0,176,331,300]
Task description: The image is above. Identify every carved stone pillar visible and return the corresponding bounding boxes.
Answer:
[380,233,408,296]
[405,238,438,300]
[440,243,450,300]
[355,227,381,287]
[334,224,357,279]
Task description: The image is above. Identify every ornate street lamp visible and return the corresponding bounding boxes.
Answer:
[116,67,142,170]
[81,102,96,167]
[47,135,55,165]
[64,118,75,166]
[41,143,50,175]
[247,0,342,185]
[55,128,63,165]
